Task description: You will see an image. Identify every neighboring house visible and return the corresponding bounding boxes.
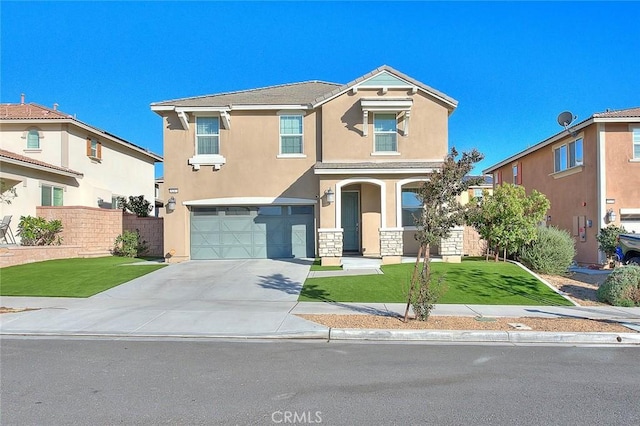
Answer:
[484,107,640,265]
[151,65,459,265]
[459,175,493,205]
[154,177,164,217]
[0,96,163,240]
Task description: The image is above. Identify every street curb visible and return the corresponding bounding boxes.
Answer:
[0,330,331,340]
[328,328,640,344]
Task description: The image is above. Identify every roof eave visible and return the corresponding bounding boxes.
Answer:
[0,157,84,178]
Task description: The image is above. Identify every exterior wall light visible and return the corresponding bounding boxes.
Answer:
[325,188,335,204]
[607,209,617,223]
[166,196,177,212]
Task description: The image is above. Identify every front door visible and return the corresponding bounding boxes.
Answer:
[342,191,359,252]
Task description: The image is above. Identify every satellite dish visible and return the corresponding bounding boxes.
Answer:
[557,111,574,129]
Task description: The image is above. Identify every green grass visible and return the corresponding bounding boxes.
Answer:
[309,258,342,271]
[299,258,573,306]
[0,256,166,297]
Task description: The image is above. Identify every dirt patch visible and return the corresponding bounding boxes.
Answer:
[0,307,38,314]
[540,272,608,306]
[298,314,635,333]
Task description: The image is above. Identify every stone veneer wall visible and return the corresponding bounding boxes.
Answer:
[439,227,464,256]
[463,226,486,257]
[318,229,343,258]
[123,214,164,257]
[380,229,404,256]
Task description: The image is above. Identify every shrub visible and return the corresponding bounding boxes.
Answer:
[118,195,153,217]
[596,265,640,306]
[17,216,63,246]
[112,230,148,258]
[597,224,626,261]
[519,226,576,275]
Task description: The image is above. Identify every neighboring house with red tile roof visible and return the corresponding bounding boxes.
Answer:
[0,96,163,241]
[152,65,462,264]
[484,107,640,265]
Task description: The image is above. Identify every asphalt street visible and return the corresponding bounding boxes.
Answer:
[1,338,639,425]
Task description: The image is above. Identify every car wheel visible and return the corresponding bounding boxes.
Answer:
[628,257,640,265]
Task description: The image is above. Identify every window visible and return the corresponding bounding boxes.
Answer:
[41,185,63,206]
[196,117,219,155]
[554,138,582,172]
[401,188,422,227]
[27,130,40,149]
[280,115,303,154]
[86,138,102,160]
[473,189,484,199]
[374,113,397,152]
[633,127,640,160]
[512,164,518,184]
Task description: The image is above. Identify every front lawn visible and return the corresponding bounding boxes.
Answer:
[0,256,166,297]
[299,258,573,306]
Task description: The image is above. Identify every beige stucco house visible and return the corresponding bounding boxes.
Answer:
[151,66,460,265]
[484,107,640,265]
[0,97,163,241]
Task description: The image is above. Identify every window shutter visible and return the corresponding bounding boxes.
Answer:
[86,138,91,156]
[497,170,502,185]
[517,162,523,185]
[97,142,102,159]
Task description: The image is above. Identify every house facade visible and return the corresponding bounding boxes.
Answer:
[0,97,163,239]
[151,66,458,265]
[484,107,640,265]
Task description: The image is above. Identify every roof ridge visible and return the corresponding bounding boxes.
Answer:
[593,106,640,117]
[152,80,341,105]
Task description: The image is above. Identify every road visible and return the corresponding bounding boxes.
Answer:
[1,338,638,425]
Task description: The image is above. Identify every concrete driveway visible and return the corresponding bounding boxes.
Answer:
[0,259,328,338]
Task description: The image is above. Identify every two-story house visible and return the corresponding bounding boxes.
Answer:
[151,66,458,265]
[0,96,163,238]
[484,107,640,265]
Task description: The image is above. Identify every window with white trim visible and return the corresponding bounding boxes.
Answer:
[512,164,518,184]
[27,129,40,149]
[401,188,422,227]
[473,188,484,199]
[374,113,397,152]
[196,117,219,155]
[633,127,640,160]
[41,185,63,206]
[554,138,583,172]
[280,115,303,154]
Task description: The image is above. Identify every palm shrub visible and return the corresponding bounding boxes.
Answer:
[17,216,63,246]
[113,230,148,258]
[596,265,640,307]
[519,226,576,275]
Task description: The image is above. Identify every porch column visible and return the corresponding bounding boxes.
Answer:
[318,228,343,266]
[439,226,463,263]
[380,227,403,265]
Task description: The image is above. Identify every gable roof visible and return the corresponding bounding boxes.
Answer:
[0,102,163,162]
[0,148,83,178]
[152,81,341,108]
[151,65,457,112]
[483,106,640,174]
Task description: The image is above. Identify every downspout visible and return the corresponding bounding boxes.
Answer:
[596,122,606,264]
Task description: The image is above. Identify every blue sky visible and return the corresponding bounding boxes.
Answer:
[2,1,639,177]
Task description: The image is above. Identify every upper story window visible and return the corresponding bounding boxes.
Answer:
[86,138,102,160]
[374,113,397,152]
[280,115,303,154]
[27,129,40,149]
[196,117,220,155]
[512,164,518,184]
[401,188,422,227]
[633,127,640,160]
[554,138,582,172]
[41,185,63,206]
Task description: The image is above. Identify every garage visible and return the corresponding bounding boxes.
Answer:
[190,205,315,260]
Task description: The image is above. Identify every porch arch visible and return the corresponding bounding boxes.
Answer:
[335,178,386,229]
[395,178,429,228]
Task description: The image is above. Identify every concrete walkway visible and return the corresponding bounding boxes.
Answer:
[1,259,639,344]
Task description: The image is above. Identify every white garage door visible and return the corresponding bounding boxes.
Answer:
[190,205,315,260]
[621,217,640,234]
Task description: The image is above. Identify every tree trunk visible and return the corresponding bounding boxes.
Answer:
[404,245,424,322]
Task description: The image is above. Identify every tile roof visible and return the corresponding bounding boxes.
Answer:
[592,107,640,118]
[151,65,458,110]
[315,161,443,170]
[0,149,83,176]
[0,103,71,119]
[152,81,341,107]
